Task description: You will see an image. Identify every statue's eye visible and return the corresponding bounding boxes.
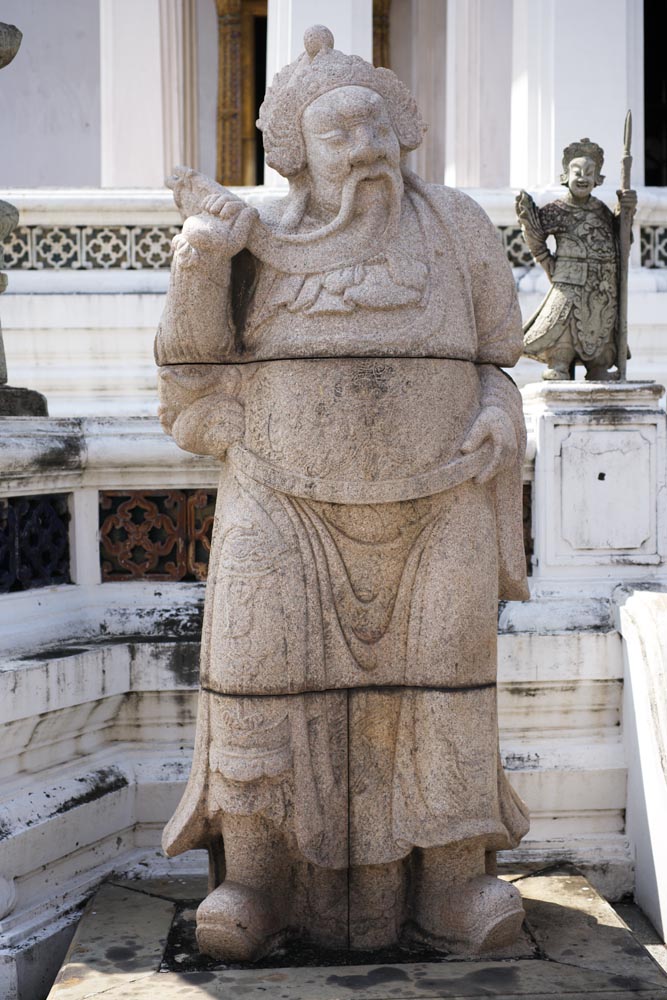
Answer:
[319,130,347,143]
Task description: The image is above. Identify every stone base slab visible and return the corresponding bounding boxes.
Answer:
[0,384,48,415]
[47,867,667,999]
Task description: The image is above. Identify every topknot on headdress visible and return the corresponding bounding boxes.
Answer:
[560,137,605,185]
[257,25,427,178]
[303,24,334,59]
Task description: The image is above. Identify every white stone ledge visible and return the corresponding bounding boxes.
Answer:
[0,416,219,493]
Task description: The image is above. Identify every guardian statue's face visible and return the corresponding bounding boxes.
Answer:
[566,156,597,199]
[301,85,401,215]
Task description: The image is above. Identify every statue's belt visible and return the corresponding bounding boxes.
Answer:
[227,440,492,504]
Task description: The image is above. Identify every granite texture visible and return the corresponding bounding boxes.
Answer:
[157,24,530,960]
[515,137,637,380]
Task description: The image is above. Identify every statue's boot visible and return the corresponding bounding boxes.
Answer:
[196,880,288,961]
[542,364,571,380]
[418,874,525,954]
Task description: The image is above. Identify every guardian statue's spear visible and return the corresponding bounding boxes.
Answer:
[617,110,633,380]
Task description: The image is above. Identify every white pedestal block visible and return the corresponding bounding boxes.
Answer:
[522,381,667,596]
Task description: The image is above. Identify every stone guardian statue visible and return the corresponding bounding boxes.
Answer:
[157,25,530,961]
[516,135,637,380]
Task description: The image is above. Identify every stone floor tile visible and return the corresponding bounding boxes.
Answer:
[110,875,209,903]
[47,884,175,999]
[517,870,667,986]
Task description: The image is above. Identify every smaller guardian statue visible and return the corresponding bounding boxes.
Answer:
[516,136,637,380]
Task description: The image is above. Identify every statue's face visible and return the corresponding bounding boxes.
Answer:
[301,86,401,213]
[566,156,597,198]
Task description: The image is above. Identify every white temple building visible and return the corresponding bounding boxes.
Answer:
[1,2,666,997]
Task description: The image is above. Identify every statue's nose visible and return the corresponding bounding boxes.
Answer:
[349,128,385,167]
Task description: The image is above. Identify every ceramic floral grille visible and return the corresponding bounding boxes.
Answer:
[99,489,216,582]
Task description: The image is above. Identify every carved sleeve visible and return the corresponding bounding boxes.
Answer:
[456,193,524,367]
[154,232,237,366]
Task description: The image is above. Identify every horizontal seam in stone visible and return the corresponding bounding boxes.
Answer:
[200,681,497,698]
[157,355,491,366]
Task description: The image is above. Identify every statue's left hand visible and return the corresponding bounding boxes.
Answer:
[460,406,517,484]
[617,189,638,214]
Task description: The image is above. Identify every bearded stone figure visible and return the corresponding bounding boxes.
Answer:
[157,26,530,961]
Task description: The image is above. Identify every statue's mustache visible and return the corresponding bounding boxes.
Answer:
[278,163,403,245]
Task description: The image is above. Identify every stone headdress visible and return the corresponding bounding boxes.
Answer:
[560,137,605,185]
[257,25,427,178]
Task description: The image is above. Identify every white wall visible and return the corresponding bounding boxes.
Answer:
[1,0,101,188]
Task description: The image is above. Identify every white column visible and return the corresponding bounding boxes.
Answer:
[264,0,373,187]
[510,0,645,190]
[391,0,447,186]
[100,0,165,187]
[444,0,513,188]
[159,0,199,176]
[69,488,102,587]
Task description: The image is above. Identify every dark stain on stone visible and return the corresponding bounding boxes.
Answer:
[610,973,651,990]
[0,819,12,841]
[106,945,137,962]
[326,967,410,989]
[32,431,83,472]
[176,971,217,984]
[23,646,89,661]
[161,642,200,686]
[53,767,128,815]
[457,965,520,987]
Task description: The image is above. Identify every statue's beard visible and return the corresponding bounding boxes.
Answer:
[280,163,404,245]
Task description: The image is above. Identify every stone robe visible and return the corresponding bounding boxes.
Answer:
[158,173,530,874]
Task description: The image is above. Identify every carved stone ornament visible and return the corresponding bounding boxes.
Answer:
[157,24,530,961]
[516,133,637,381]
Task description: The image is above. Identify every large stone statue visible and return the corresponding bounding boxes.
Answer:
[516,136,637,381]
[157,26,530,961]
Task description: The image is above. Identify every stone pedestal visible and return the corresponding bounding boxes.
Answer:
[45,869,667,999]
[522,381,667,595]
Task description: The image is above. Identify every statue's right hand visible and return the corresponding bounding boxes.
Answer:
[176,199,258,261]
[169,394,245,458]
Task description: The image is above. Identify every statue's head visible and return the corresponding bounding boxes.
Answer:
[560,138,605,197]
[258,25,425,213]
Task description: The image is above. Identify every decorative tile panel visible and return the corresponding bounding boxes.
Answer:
[0,494,71,594]
[499,226,535,268]
[641,225,667,268]
[6,222,666,270]
[2,226,32,269]
[82,227,131,270]
[131,226,180,269]
[1,225,180,271]
[33,226,82,269]
[100,489,217,582]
